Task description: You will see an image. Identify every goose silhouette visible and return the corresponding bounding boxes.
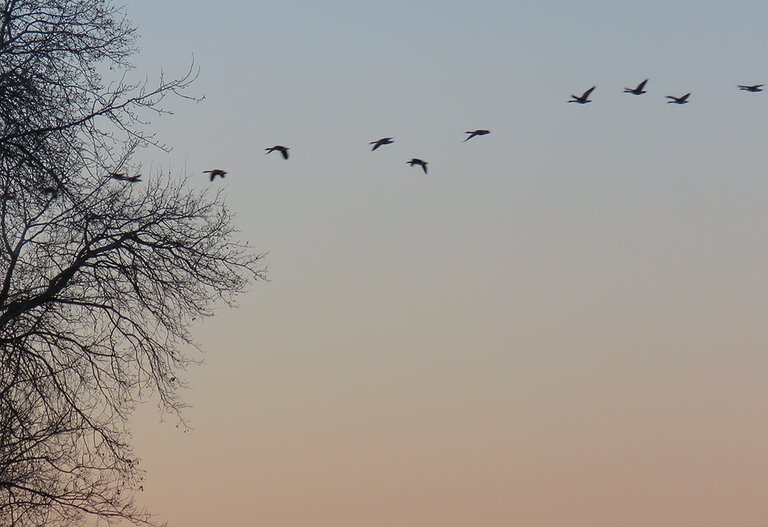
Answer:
[568,86,595,104]
[204,169,227,181]
[370,137,394,151]
[666,93,691,104]
[738,84,763,92]
[109,172,142,183]
[407,158,428,174]
[624,79,648,95]
[464,130,490,141]
[266,145,290,159]
[41,186,58,198]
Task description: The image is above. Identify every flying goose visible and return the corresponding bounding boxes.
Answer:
[624,79,648,95]
[109,172,142,183]
[464,129,491,141]
[370,137,394,151]
[407,158,428,174]
[738,84,763,92]
[266,145,290,159]
[41,185,58,198]
[568,86,596,104]
[203,169,227,181]
[666,93,691,104]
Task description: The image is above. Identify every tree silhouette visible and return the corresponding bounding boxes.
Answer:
[0,1,263,526]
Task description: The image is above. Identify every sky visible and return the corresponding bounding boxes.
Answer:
[125,1,768,526]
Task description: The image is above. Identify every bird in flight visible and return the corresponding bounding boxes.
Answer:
[41,185,58,198]
[204,169,227,181]
[464,129,491,142]
[407,158,428,174]
[738,84,764,92]
[266,145,290,159]
[370,137,394,151]
[568,86,596,104]
[624,79,648,95]
[109,172,142,183]
[368,137,395,152]
[666,93,691,104]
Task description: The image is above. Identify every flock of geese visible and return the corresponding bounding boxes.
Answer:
[569,79,764,104]
[102,79,765,184]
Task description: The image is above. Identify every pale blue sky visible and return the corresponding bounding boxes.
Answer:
[126,2,768,526]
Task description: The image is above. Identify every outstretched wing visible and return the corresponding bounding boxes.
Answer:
[582,86,596,98]
[637,79,648,90]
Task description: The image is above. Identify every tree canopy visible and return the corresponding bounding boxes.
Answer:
[0,2,263,526]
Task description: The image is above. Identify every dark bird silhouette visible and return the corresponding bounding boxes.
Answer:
[203,169,227,181]
[624,79,648,95]
[266,145,290,159]
[370,137,394,151]
[738,84,764,92]
[0,192,15,201]
[568,86,596,104]
[41,186,58,198]
[109,172,142,183]
[666,93,691,104]
[407,158,428,174]
[464,129,491,142]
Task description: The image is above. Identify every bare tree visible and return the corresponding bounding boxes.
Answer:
[0,1,264,526]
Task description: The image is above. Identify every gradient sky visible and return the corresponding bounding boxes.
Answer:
[125,1,768,526]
